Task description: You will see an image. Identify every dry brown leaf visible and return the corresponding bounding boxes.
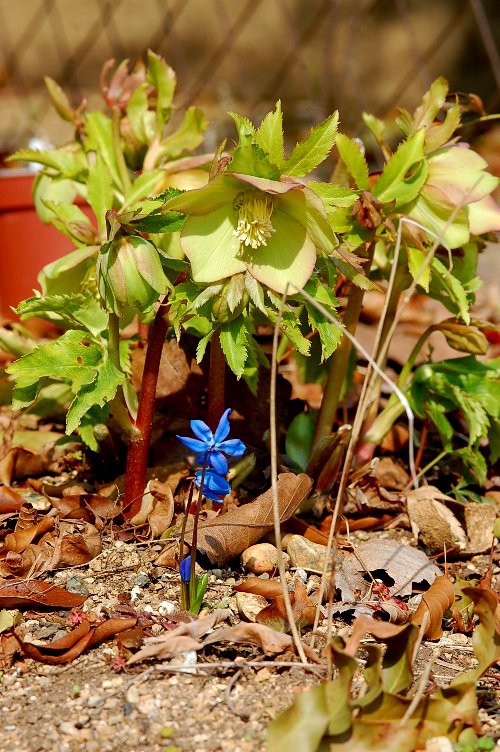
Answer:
[411,575,455,639]
[406,485,467,553]
[0,580,86,609]
[0,488,27,515]
[186,473,312,565]
[1,516,55,555]
[14,504,38,531]
[342,539,440,598]
[256,579,316,632]
[16,616,137,664]
[465,503,496,553]
[127,609,231,664]
[0,447,46,485]
[344,614,414,656]
[234,578,283,599]
[46,520,102,570]
[202,622,319,661]
[130,480,174,538]
[0,632,21,669]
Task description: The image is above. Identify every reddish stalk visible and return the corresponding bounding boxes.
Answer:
[414,418,430,472]
[123,296,169,518]
[207,330,226,430]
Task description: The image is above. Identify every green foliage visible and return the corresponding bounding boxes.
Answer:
[285,412,315,472]
[282,111,339,177]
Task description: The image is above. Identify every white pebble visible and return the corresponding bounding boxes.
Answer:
[158,601,176,616]
[130,586,142,603]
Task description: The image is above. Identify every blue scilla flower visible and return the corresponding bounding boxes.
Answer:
[176,408,246,475]
[195,468,231,503]
[180,555,191,583]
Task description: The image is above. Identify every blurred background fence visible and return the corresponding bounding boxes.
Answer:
[0,0,499,156]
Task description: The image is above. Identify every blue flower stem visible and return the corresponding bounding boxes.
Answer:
[208,330,226,431]
[189,459,208,610]
[179,482,195,611]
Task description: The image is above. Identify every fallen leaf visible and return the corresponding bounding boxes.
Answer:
[16,616,137,664]
[185,473,312,566]
[371,458,410,490]
[342,539,441,598]
[0,580,86,609]
[235,592,269,622]
[202,622,319,661]
[1,516,55,555]
[0,446,46,485]
[234,578,284,599]
[411,576,455,639]
[0,633,20,670]
[406,486,467,553]
[465,503,496,553]
[46,520,102,570]
[256,579,316,632]
[0,486,25,514]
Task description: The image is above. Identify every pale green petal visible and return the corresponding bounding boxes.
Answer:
[280,186,335,252]
[427,146,498,205]
[165,175,240,215]
[468,195,500,235]
[230,172,303,194]
[181,206,246,283]
[245,209,316,293]
[406,191,469,249]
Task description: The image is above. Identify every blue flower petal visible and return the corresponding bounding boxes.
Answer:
[180,555,191,583]
[212,408,232,444]
[176,435,208,454]
[208,451,229,475]
[190,419,213,443]
[218,438,246,456]
[195,469,230,502]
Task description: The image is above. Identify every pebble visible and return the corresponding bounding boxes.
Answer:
[87,695,104,708]
[66,576,89,596]
[135,572,150,587]
[294,568,308,584]
[59,721,77,736]
[130,586,142,603]
[241,543,289,575]
[158,601,176,616]
[287,535,331,571]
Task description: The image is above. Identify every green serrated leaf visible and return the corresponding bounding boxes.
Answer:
[84,111,123,190]
[245,272,267,314]
[228,112,256,140]
[407,247,431,292]
[16,293,108,337]
[156,107,208,162]
[219,317,248,377]
[8,147,87,179]
[255,101,284,167]
[308,182,358,208]
[126,83,150,143]
[230,135,280,180]
[192,285,223,309]
[430,257,471,323]
[373,129,427,207]
[87,154,113,236]
[196,329,215,363]
[282,111,339,177]
[7,330,103,410]
[130,212,185,234]
[66,354,124,434]
[44,76,74,122]
[226,274,246,313]
[121,170,165,209]
[335,133,370,190]
[147,50,176,129]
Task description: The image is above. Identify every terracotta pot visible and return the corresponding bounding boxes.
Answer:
[0,169,78,318]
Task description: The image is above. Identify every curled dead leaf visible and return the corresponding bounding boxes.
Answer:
[411,576,455,639]
[0,580,86,609]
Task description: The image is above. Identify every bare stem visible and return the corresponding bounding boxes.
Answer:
[189,461,207,608]
[208,330,226,430]
[123,298,169,518]
[312,242,375,451]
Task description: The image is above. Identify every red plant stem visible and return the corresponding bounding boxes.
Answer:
[208,330,226,430]
[189,460,207,607]
[123,297,169,518]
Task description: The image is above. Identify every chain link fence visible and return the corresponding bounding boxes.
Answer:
[0,0,498,154]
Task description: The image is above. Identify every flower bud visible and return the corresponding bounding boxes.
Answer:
[97,236,168,317]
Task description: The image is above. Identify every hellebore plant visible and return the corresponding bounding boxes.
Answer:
[177,409,246,613]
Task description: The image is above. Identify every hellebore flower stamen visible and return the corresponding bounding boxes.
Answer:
[233,191,276,250]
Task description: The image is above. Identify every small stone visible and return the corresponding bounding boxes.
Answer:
[425,737,454,752]
[66,576,89,596]
[287,535,330,571]
[136,572,150,588]
[87,695,103,708]
[241,543,289,575]
[158,601,176,616]
[59,721,77,736]
[130,586,142,603]
[211,569,223,579]
[294,568,308,584]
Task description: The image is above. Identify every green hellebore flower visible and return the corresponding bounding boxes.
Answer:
[165,172,334,294]
[406,145,499,248]
[97,236,168,317]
